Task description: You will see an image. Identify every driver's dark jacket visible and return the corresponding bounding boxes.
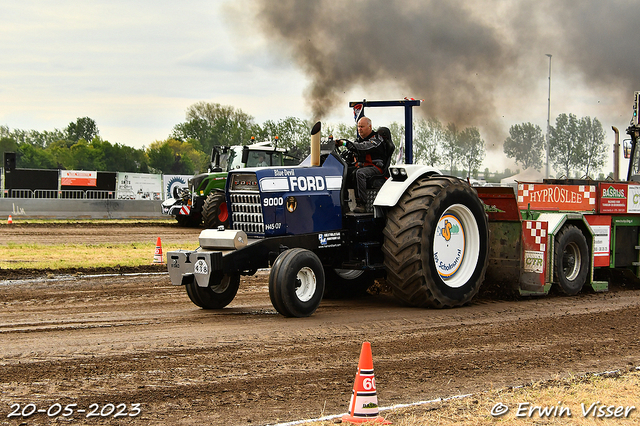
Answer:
[346,131,386,173]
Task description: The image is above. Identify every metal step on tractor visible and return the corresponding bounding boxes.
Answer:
[167,95,640,317]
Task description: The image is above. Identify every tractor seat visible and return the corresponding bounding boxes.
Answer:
[366,127,395,189]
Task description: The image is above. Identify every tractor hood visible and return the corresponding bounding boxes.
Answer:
[225,153,345,238]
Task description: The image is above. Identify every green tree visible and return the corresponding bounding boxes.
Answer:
[387,122,405,163]
[503,122,545,171]
[324,123,357,140]
[17,143,57,169]
[441,123,461,173]
[171,102,256,154]
[66,117,99,143]
[549,113,580,178]
[459,127,485,179]
[1,125,66,148]
[90,138,148,173]
[68,138,105,170]
[147,142,174,174]
[483,167,491,181]
[577,116,606,177]
[146,139,205,174]
[0,136,18,158]
[414,118,443,166]
[260,117,311,159]
[46,139,75,169]
[23,129,67,148]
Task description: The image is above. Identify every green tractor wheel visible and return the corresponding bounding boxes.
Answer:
[202,191,229,229]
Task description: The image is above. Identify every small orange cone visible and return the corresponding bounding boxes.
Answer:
[153,237,164,264]
[342,342,391,424]
[7,215,12,224]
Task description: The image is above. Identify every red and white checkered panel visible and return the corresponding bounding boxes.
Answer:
[523,220,547,253]
[580,185,596,205]
[517,184,534,204]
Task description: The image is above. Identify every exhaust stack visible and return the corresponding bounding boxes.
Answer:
[310,121,321,166]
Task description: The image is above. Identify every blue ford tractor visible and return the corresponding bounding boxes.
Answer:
[167,100,489,317]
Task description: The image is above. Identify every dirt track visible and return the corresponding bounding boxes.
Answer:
[2,224,640,425]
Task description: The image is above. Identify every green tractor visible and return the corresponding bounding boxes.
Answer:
[162,139,298,228]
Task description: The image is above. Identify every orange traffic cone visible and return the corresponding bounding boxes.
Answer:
[342,342,391,424]
[153,237,164,264]
[7,215,12,224]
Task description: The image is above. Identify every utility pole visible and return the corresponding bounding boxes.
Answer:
[546,54,552,179]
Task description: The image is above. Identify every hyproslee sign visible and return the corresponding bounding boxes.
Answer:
[517,184,596,211]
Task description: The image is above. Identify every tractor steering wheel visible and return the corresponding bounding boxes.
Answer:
[335,140,355,166]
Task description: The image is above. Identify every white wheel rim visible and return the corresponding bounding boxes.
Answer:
[563,242,581,281]
[432,204,480,288]
[295,267,317,302]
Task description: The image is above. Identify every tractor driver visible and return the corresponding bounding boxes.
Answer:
[256,154,268,167]
[335,116,387,213]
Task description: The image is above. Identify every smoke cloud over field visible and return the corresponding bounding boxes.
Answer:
[248,0,640,142]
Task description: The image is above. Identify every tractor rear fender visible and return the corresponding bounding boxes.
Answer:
[373,165,442,214]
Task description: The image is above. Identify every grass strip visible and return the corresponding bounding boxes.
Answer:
[0,242,187,270]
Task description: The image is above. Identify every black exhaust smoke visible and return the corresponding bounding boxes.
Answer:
[247,0,640,146]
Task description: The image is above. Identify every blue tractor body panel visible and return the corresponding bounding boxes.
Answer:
[227,153,346,238]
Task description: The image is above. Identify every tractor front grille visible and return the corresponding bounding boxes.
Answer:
[229,192,264,235]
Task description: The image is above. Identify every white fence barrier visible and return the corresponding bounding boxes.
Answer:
[8,189,116,199]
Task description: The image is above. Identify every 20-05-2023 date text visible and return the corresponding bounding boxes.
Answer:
[7,402,141,419]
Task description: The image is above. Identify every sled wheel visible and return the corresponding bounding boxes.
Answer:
[185,273,240,309]
[323,268,374,299]
[382,176,489,308]
[202,191,229,229]
[554,225,589,295]
[269,248,325,317]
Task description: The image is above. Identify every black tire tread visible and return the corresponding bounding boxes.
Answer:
[269,248,324,317]
[554,225,589,295]
[186,273,240,309]
[202,191,228,229]
[382,176,487,308]
[184,276,203,307]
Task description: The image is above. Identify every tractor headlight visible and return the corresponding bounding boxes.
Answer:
[390,167,407,181]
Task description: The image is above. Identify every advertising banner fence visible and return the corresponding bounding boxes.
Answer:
[116,172,162,200]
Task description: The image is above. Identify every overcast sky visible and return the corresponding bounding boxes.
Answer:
[2,1,639,174]
[0,1,310,147]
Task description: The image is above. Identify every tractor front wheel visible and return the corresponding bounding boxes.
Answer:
[185,273,240,309]
[269,248,325,317]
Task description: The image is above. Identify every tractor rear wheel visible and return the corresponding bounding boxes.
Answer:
[202,191,229,229]
[554,225,589,295]
[269,248,325,317]
[185,273,240,309]
[382,176,489,308]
